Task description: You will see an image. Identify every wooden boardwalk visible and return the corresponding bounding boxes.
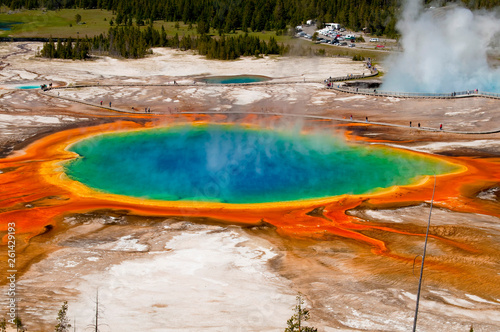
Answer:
[36,79,500,134]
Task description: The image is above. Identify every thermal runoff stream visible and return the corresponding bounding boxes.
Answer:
[64,124,459,204]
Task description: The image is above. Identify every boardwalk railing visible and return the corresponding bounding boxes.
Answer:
[326,69,379,83]
[37,88,500,134]
[328,85,500,100]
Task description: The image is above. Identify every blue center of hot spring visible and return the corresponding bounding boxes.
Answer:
[201,75,270,84]
[17,85,41,89]
[65,124,458,203]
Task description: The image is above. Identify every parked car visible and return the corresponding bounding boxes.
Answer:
[339,42,348,46]
[370,38,379,42]
[348,43,355,47]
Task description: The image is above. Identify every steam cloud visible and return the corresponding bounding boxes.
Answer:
[381,0,500,93]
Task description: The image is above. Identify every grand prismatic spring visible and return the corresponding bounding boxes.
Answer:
[2,116,497,245]
[64,124,459,203]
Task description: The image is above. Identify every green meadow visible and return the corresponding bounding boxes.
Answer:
[0,8,113,38]
[0,7,387,61]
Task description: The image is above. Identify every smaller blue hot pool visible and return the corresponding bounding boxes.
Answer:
[199,75,270,84]
[17,85,41,90]
[0,22,21,31]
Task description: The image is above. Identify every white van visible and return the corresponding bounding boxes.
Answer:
[370,38,379,42]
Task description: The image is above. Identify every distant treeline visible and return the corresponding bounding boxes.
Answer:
[2,0,398,37]
[41,36,90,59]
[5,0,498,38]
[39,25,287,60]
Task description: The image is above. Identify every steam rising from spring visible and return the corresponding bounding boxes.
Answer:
[382,0,500,93]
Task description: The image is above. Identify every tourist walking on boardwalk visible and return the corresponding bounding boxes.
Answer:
[418,123,420,128]
[440,124,443,130]
[109,102,111,107]
[100,101,103,105]
[410,121,412,127]
[366,116,368,122]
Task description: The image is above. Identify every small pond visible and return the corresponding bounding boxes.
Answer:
[16,85,41,90]
[0,22,22,31]
[198,75,271,84]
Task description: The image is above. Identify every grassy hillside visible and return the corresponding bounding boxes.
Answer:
[0,8,112,38]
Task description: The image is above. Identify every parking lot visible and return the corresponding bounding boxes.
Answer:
[297,23,398,51]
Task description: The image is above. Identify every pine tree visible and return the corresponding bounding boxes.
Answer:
[55,38,63,58]
[55,301,71,332]
[65,37,73,58]
[160,25,167,46]
[284,294,317,332]
[14,317,25,332]
[116,12,124,25]
[197,17,209,34]
[172,32,180,48]
[42,37,56,58]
